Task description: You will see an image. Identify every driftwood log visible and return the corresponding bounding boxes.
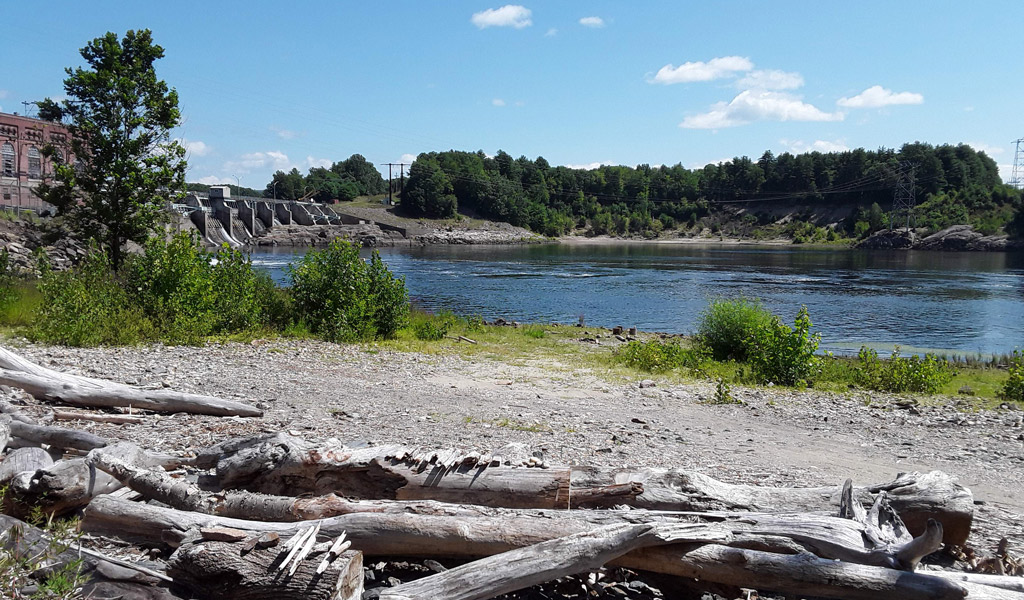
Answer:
[0,346,262,417]
[167,532,363,600]
[0,414,9,452]
[7,418,109,451]
[379,523,660,600]
[81,495,986,600]
[52,409,145,425]
[199,433,974,545]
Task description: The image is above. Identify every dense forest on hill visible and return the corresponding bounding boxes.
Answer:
[400,143,1023,241]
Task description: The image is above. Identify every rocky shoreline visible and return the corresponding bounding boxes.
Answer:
[858,224,1024,251]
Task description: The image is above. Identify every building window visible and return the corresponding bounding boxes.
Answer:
[1,143,13,177]
[28,146,41,179]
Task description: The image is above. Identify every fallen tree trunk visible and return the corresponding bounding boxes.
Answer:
[379,523,659,600]
[80,495,935,570]
[0,346,262,417]
[0,446,53,485]
[167,534,363,600]
[202,433,973,545]
[82,496,984,600]
[8,418,109,451]
[621,544,968,600]
[5,443,163,516]
[0,414,9,452]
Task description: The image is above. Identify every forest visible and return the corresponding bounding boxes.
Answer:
[398,143,1023,241]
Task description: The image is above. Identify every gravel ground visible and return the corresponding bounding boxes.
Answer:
[3,336,1023,592]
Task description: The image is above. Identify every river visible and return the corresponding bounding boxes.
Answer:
[250,243,1024,356]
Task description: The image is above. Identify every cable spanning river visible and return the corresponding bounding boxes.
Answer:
[250,243,1024,356]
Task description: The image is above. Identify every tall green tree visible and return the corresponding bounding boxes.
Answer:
[36,30,186,270]
[401,156,457,218]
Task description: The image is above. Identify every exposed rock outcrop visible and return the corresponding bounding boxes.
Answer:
[0,219,88,273]
[857,225,1022,251]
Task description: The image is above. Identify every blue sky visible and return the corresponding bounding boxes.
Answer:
[3,1,1020,189]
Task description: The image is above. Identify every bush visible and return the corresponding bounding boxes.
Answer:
[289,239,408,342]
[616,340,708,373]
[695,297,775,361]
[33,250,151,346]
[745,306,821,386]
[855,346,957,394]
[124,233,281,343]
[999,350,1024,402]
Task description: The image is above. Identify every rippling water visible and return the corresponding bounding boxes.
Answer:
[250,243,1024,355]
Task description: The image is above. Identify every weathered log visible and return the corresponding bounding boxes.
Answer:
[0,346,262,417]
[167,535,363,600]
[621,544,967,600]
[0,446,53,485]
[83,497,981,600]
[52,410,145,425]
[379,523,659,600]
[81,496,939,570]
[8,418,109,451]
[6,442,166,517]
[203,433,973,544]
[0,414,9,452]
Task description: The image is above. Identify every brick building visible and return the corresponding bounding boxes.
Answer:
[0,111,73,212]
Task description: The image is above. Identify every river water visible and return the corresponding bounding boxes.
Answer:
[250,243,1024,356]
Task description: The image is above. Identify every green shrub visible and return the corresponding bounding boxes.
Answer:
[124,234,280,343]
[616,340,708,373]
[32,250,151,347]
[855,346,957,393]
[695,297,775,361]
[745,306,820,386]
[998,350,1024,402]
[523,326,546,339]
[289,239,408,342]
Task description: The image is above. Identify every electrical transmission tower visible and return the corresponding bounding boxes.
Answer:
[889,162,916,231]
[1012,138,1024,190]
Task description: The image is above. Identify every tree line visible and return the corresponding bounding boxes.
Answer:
[397,144,1022,239]
[262,155,387,203]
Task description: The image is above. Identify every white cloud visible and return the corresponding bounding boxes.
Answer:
[649,56,753,85]
[837,85,923,108]
[196,175,226,185]
[400,153,417,164]
[306,156,331,169]
[492,98,507,107]
[579,16,605,28]
[565,160,614,170]
[545,28,558,37]
[271,127,300,140]
[736,69,804,91]
[178,139,211,157]
[471,5,532,29]
[681,90,844,129]
[966,142,1004,156]
[225,150,292,174]
[780,139,849,154]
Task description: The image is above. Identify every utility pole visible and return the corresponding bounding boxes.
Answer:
[383,163,408,206]
[889,161,916,231]
[1012,138,1024,190]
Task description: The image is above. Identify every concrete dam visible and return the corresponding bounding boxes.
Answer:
[171,187,407,247]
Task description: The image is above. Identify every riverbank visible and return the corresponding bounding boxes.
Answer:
[2,334,1020,557]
